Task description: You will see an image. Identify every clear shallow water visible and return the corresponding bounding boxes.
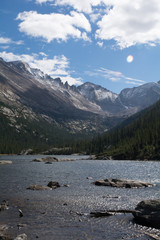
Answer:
[0,155,160,239]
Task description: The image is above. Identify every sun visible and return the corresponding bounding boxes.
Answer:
[127,55,134,63]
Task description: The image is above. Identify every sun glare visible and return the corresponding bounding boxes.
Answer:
[127,55,134,63]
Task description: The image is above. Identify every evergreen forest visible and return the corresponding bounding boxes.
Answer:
[72,99,160,160]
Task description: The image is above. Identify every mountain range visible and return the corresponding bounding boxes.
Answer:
[0,57,160,153]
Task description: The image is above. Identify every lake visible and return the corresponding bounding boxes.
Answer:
[0,155,160,239]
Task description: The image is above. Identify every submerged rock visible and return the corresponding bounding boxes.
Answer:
[32,156,59,163]
[0,201,9,211]
[27,185,51,191]
[133,199,160,228]
[27,181,61,190]
[14,234,28,240]
[0,225,11,240]
[0,161,12,165]
[32,156,75,163]
[93,178,153,188]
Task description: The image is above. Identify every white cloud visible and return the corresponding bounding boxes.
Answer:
[86,67,145,86]
[33,0,160,48]
[0,46,9,50]
[0,37,23,45]
[96,0,160,48]
[35,0,52,3]
[0,37,11,44]
[16,11,91,42]
[97,41,103,47]
[54,0,101,13]
[0,51,82,85]
[125,81,142,86]
[61,76,83,85]
[39,52,48,57]
[35,0,114,13]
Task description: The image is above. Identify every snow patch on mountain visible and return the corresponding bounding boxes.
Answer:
[78,82,118,103]
[120,82,160,100]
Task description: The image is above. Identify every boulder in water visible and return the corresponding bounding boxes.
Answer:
[133,199,160,228]
[93,178,153,188]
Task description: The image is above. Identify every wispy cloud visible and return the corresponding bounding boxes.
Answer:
[86,67,145,86]
[0,37,23,45]
[0,51,83,85]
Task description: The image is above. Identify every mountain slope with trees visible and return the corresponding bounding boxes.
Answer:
[78,99,160,160]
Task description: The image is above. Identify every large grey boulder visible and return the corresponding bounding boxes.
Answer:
[133,199,160,228]
[93,178,153,188]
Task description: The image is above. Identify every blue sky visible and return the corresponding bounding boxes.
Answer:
[1,0,160,93]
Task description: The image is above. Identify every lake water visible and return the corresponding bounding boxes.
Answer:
[0,155,160,239]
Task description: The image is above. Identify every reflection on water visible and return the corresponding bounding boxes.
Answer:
[0,155,160,239]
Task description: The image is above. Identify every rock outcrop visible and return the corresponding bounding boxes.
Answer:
[133,199,160,228]
[93,178,153,188]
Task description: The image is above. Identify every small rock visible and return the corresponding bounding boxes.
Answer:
[17,224,27,229]
[0,201,9,211]
[86,177,93,180]
[18,209,23,217]
[63,184,69,187]
[90,211,115,217]
[14,233,28,240]
[47,181,60,189]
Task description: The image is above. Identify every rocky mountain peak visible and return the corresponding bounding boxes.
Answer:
[78,82,118,102]
[8,60,32,74]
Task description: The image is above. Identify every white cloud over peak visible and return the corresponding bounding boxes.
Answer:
[96,0,160,48]
[16,11,91,42]
[0,51,82,85]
